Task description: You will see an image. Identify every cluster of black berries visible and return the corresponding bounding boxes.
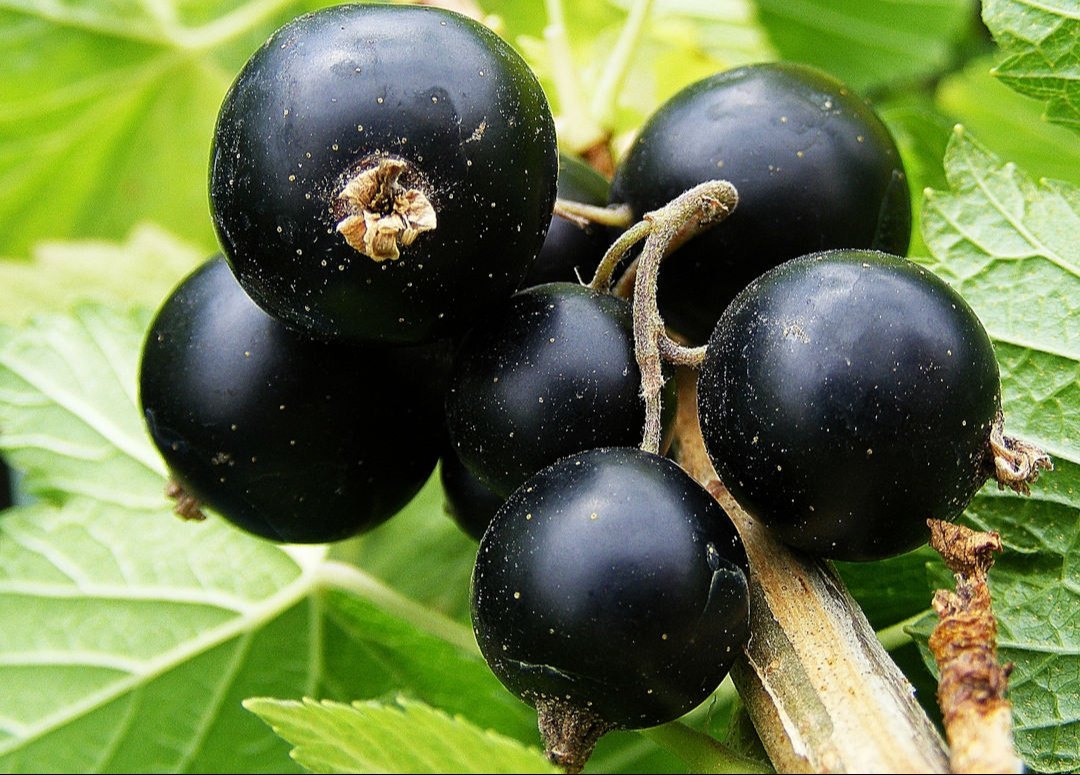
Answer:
[140,4,1036,769]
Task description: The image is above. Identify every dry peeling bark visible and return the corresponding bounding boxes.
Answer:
[928,520,1022,774]
[671,370,949,773]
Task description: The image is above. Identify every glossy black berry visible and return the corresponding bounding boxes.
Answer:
[521,154,611,288]
[471,447,750,743]
[445,282,676,497]
[440,442,504,542]
[210,4,558,344]
[698,250,1000,561]
[611,63,911,343]
[139,257,443,543]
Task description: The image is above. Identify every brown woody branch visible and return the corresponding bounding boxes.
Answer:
[671,370,949,773]
[928,520,1023,774]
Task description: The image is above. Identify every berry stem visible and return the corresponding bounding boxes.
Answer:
[658,337,707,368]
[587,219,652,292]
[553,199,633,230]
[629,181,737,454]
[988,412,1052,495]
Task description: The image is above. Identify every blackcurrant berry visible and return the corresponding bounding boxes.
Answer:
[445,282,676,497]
[697,250,1000,561]
[440,442,504,542]
[611,63,910,343]
[471,447,750,769]
[522,154,611,288]
[139,257,444,543]
[210,4,558,344]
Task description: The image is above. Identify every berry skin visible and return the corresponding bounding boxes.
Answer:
[611,63,910,343]
[697,250,1000,561]
[139,257,444,543]
[471,447,750,737]
[522,154,611,288]
[445,282,676,497]
[440,442,504,542]
[210,4,558,344]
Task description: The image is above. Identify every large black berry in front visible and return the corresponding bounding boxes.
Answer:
[471,447,750,736]
[210,5,558,343]
[611,63,910,343]
[139,257,443,543]
[445,282,676,497]
[698,250,1000,561]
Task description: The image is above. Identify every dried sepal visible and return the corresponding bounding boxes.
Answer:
[336,158,436,261]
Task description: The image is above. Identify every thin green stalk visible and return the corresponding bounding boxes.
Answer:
[554,200,633,230]
[641,723,773,774]
[591,0,655,128]
[543,0,606,151]
[876,610,931,651]
[588,219,652,292]
[316,560,477,653]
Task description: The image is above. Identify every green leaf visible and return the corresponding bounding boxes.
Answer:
[0,303,546,771]
[835,546,940,631]
[331,471,480,623]
[0,0,323,257]
[921,129,1079,436]
[0,225,203,327]
[0,497,327,773]
[0,305,167,510]
[755,0,975,93]
[936,58,1080,186]
[912,127,1079,773]
[983,0,1080,133]
[908,461,1080,773]
[315,587,537,742]
[245,696,559,774]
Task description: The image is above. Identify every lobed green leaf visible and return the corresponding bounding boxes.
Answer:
[0,0,325,257]
[0,304,542,772]
[982,0,1080,133]
[244,696,559,774]
[755,0,975,93]
[911,127,1079,773]
[0,225,203,327]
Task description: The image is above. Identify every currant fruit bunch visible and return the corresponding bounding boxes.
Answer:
[134,5,1052,771]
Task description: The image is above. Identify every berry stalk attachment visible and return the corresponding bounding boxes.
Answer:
[585,180,737,454]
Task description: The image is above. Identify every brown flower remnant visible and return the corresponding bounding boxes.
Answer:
[928,519,1023,774]
[336,158,436,262]
[165,479,206,522]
